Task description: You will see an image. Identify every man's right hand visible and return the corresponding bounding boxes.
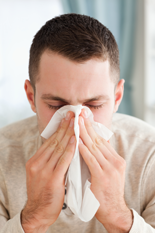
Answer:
[21,111,76,233]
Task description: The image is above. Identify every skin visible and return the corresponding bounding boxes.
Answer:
[23,50,133,233]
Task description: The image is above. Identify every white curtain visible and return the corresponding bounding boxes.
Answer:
[61,0,137,116]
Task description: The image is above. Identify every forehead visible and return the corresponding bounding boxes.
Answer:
[36,51,115,101]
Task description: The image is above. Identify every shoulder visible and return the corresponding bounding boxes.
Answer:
[0,116,38,144]
[111,113,155,164]
[112,113,155,143]
[0,116,39,200]
[0,116,39,164]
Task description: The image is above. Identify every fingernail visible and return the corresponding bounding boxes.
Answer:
[79,138,83,144]
[65,112,70,120]
[70,135,75,144]
[69,118,74,127]
[83,109,88,118]
[80,117,84,125]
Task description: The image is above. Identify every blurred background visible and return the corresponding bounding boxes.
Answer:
[0,0,155,128]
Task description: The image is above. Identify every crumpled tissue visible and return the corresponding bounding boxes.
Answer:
[41,105,113,222]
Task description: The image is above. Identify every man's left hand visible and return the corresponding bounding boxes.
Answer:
[78,111,133,233]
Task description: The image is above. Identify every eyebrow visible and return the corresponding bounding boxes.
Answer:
[41,94,110,103]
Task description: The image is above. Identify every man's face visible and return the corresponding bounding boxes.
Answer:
[25,50,124,134]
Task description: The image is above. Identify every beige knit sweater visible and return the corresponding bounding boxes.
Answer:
[0,113,155,232]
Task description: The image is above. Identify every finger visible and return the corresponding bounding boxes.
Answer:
[29,111,74,164]
[33,115,75,171]
[81,109,119,157]
[80,109,108,147]
[80,113,123,165]
[54,111,75,143]
[101,138,122,160]
[46,117,75,170]
[28,131,57,164]
[78,139,104,178]
[30,136,59,171]
[54,135,76,179]
[79,116,109,168]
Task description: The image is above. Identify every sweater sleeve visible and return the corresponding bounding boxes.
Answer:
[0,212,25,233]
[129,209,155,232]
[129,151,155,232]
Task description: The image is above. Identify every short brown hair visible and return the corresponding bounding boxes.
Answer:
[29,13,120,88]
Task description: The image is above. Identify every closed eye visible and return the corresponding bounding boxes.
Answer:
[47,104,104,110]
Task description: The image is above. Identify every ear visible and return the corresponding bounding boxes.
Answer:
[24,79,36,113]
[113,79,125,113]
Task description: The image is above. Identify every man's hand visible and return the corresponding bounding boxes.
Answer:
[78,110,133,233]
[21,111,76,233]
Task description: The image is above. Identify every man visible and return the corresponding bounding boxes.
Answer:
[0,13,155,233]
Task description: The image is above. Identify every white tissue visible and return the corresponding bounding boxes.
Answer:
[41,105,113,222]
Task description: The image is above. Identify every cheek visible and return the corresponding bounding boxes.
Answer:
[92,102,114,127]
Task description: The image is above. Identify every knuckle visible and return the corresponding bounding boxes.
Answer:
[49,138,59,148]
[89,155,96,165]
[46,133,56,143]
[56,144,64,154]
[91,142,97,152]
[29,164,38,174]
[115,158,126,172]
[66,145,74,154]
[56,127,61,134]
[95,137,102,146]
[101,137,106,144]
[59,155,67,165]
